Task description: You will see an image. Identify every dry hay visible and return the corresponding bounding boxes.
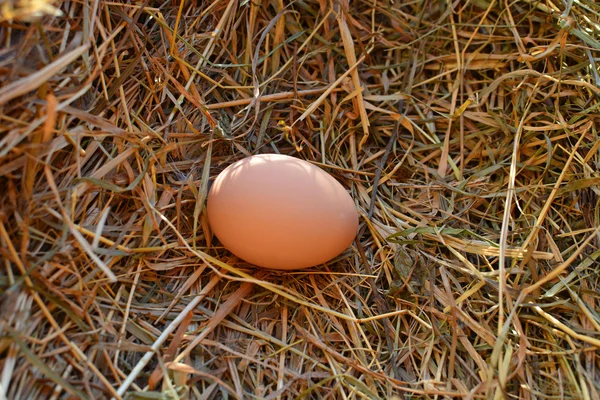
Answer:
[1,0,600,399]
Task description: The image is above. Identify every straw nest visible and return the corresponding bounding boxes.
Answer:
[1,0,599,399]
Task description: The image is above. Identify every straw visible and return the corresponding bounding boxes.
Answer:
[1,0,599,398]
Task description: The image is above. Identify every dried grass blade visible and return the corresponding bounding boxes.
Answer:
[43,166,117,282]
[336,8,370,150]
[294,55,365,125]
[115,272,223,397]
[193,141,212,249]
[0,44,89,106]
[174,280,255,363]
[9,332,89,400]
[532,305,600,347]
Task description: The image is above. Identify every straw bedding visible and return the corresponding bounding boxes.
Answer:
[1,0,599,398]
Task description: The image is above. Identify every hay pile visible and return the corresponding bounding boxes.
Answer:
[1,0,599,398]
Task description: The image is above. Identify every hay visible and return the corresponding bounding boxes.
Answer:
[1,0,599,398]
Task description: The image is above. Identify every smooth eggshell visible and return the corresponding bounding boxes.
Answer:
[207,154,358,270]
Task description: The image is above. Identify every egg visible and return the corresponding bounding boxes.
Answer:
[207,154,359,270]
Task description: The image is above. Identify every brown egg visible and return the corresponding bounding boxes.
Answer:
[207,154,358,270]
